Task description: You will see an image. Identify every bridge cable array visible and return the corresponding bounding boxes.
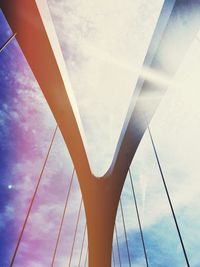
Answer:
[129,169,149,267]
[114,224,122,267]
[119,199,132,267]
[84,249,88,267]
[69,198,83,266]
[9,125,58,267]
[147,125,190,267]
[112,246,116,267]
[78,223,87,267]
[51,168,75,267]
[0,32,17,53]
[1,32,191,267]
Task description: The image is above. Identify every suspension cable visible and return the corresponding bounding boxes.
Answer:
[9,125,58,267]
[0,32,17,53]
[128,169,149,267]
[78,223,87,267]
[51,168,75,267]
[68,198,83,267]
[120,199,132,267]
[112,246,116,267]
[147,125,190,267]
[115,224,121,267]
[84,248,88,267]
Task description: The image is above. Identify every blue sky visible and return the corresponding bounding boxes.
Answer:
[1,1,200,266]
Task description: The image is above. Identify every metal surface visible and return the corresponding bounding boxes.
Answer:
[1,0,200,266]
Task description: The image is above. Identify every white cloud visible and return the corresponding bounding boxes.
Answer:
[4,1,200,266]
[47,0,164,176]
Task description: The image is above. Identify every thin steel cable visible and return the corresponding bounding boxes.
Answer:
[68,198,83,267]
[147,125,190,267]
[120,199,132,267]
[112,246,116,267]
[115,224,122,267]
[84,248,88,267]
[0,32,17,53]
[128,169,149,267]
[9,125,58,267]
[78,223,87,267]
[51,168,75,267]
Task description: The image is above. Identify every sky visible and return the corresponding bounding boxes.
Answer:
[1,1,200,267]
[46,0,165,176]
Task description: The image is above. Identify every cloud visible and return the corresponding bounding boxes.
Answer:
[2,1,200,267]
[47,0,164,176]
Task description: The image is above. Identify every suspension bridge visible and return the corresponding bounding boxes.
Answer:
[1,0,200,266]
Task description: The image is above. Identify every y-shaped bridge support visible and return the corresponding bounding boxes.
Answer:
[1,0,200,266]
